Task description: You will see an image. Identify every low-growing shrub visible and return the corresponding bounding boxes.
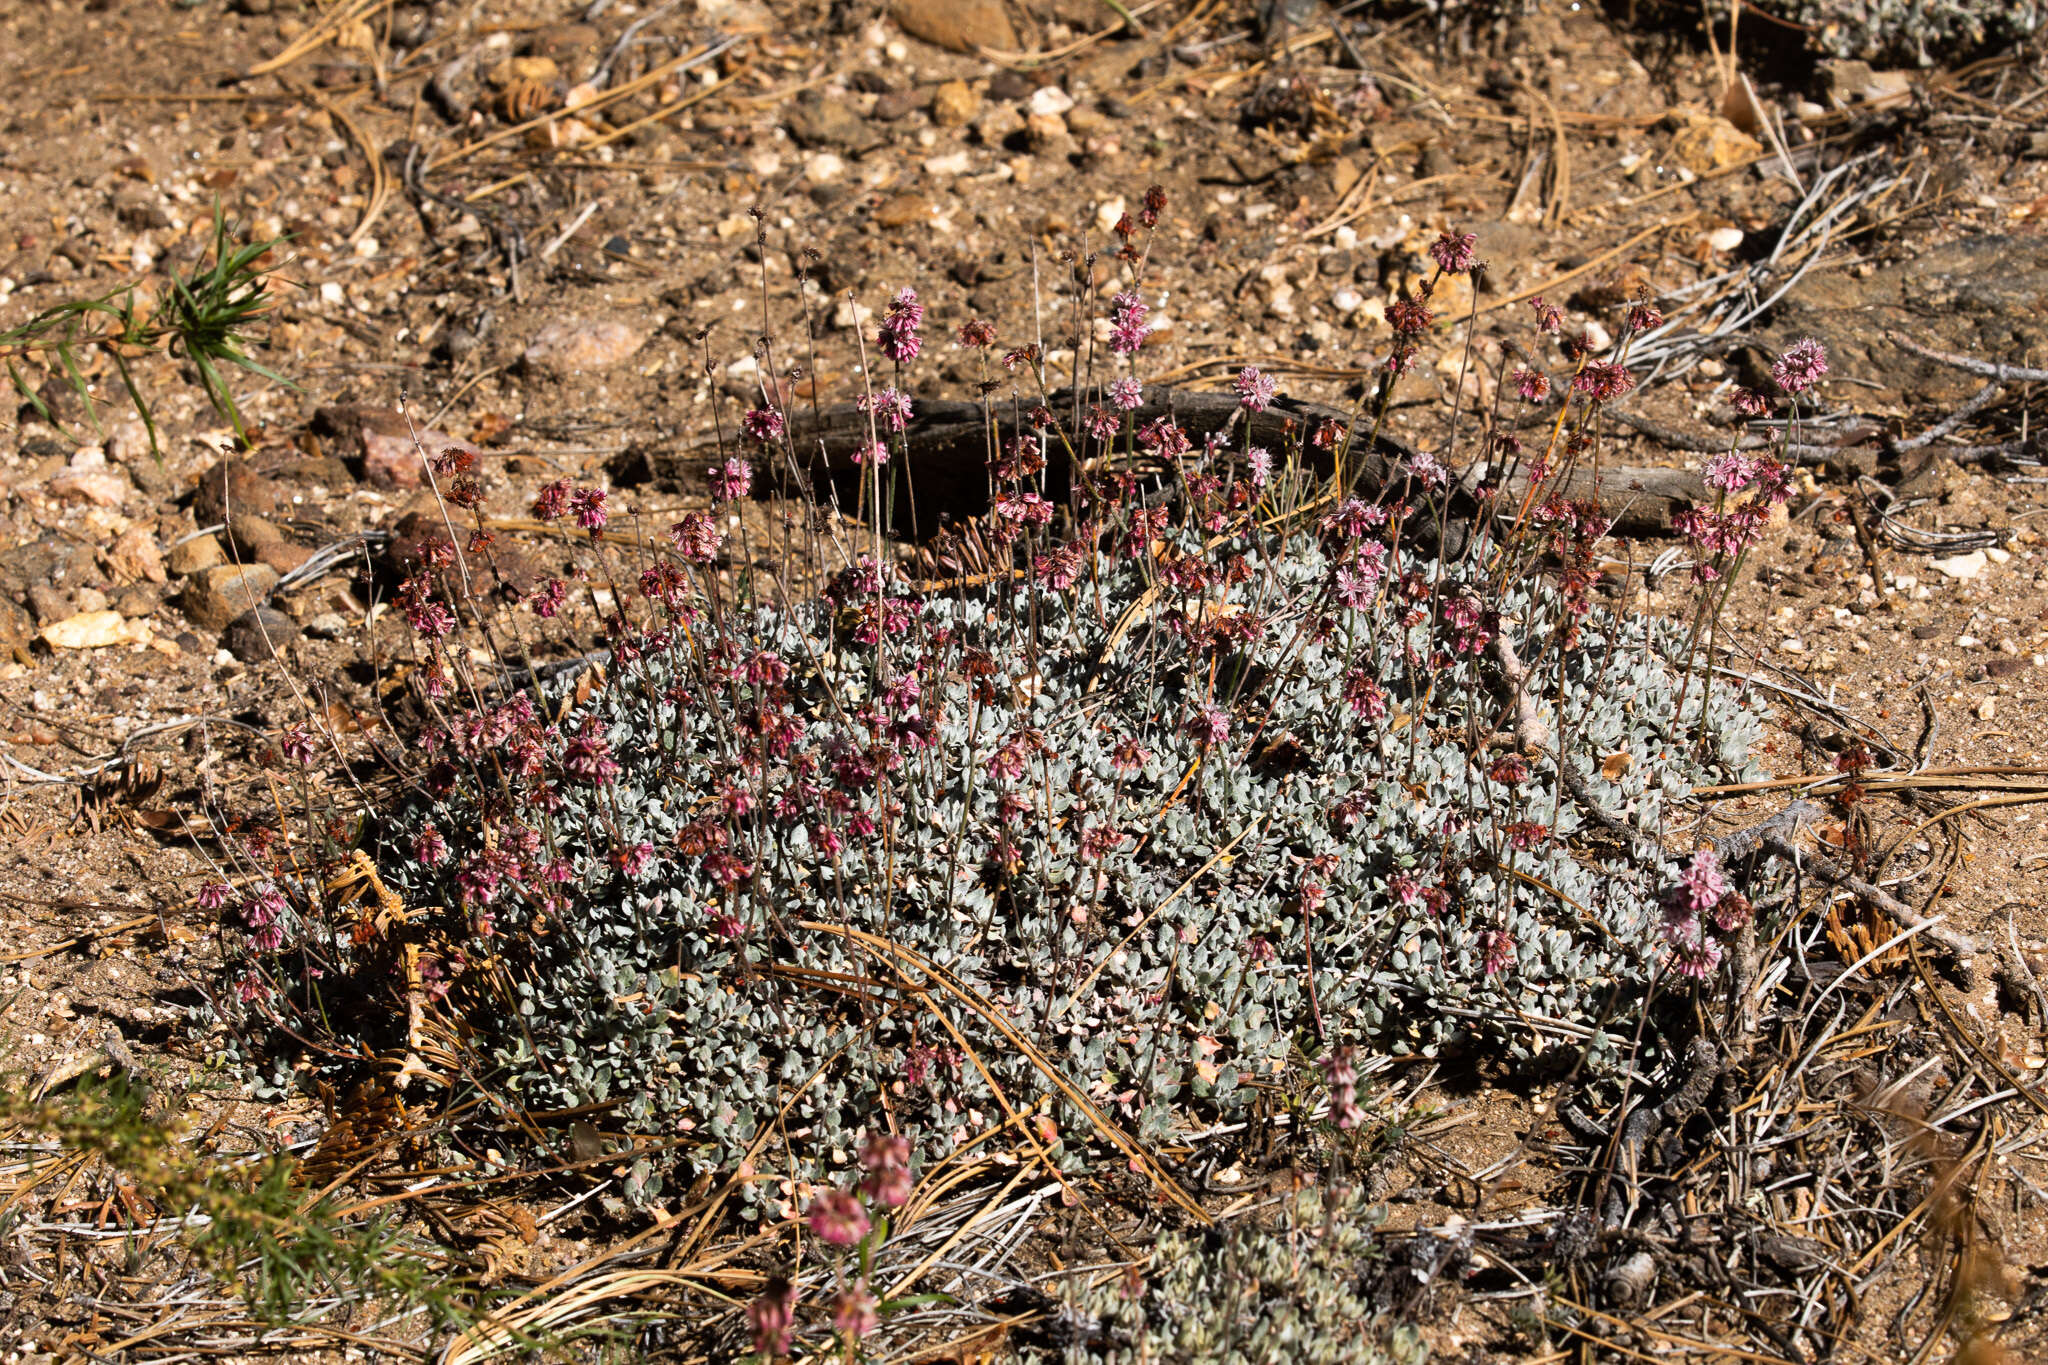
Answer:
[212,207,1796,1203]
[1038,1185,1427,1365]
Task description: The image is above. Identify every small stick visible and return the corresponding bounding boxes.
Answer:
[1888,330,2048,384]
[1759,832,1983,958]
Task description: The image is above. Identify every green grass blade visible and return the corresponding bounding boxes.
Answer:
[107,347,162,460]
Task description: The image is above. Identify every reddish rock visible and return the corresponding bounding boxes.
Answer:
[383,510,541,599]
[104,525,168,585]
[889,0,1017,53]
[314,404,479,491]
[257,541,316,575]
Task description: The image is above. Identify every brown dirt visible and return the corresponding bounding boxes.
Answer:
[2,1,2047,1360]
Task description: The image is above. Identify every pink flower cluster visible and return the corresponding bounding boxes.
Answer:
[1109,290,1151,355]
[876,286,924,365]
[1660,849,1752,979]
[1320,1046,1366,1129]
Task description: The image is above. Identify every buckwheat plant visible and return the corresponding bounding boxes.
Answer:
[217,199,1768,1205]
[1039,1184,1426,1365]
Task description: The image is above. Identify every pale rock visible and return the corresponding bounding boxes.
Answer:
[41,611,150,650]
[1095,196,1127,233]
[1332,287,1363,313]
[228,513,285,554]
[1582,319,1614,352]
[523,318,647,374]
[1932,549,1988,581]
[1987,545,2012,564]
[1977,696,1997,721]
[108,421,153,466]
[1027,85,1074,117]
[803,151,846,184]
[1706,226,1745,252]
[46,468,130,508]
[923,150,973,176]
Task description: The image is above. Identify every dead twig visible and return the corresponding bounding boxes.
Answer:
[1888,330,2048,384]
[1758,832,1983,958]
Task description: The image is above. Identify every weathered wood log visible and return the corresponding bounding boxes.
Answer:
[656,387,1706,541]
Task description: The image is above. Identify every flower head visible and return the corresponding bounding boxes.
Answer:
[1728,386,1775,417]
[531,479,571,522]
[1388,297,1434,336]
[1107,376,1143,411]
[1319,1046,1366,1128]
[1512,367,1551,403]
[747,1279,799,1358]
[529,578,567,618]
[831,1282,880,1340]
[1233,365,1277,413]
[807,1187,871,1246]
[1571,359,1635,404]
[1479,927,1515,976]
[742,406,786,444]
[669,511,722,565]
[877,286,924,364]
[858,386,914,433]
[1186,704,1230,746]
[1771,337,1828,395]
[1679,848,1726,913]
[1247,446,1274,487]
[1670,935,1723,978]
[279,723,316,767]
[1428,228,1479,274]
[709,456,752,503]
[568,486,608,535]
[1109,290,1151,355]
